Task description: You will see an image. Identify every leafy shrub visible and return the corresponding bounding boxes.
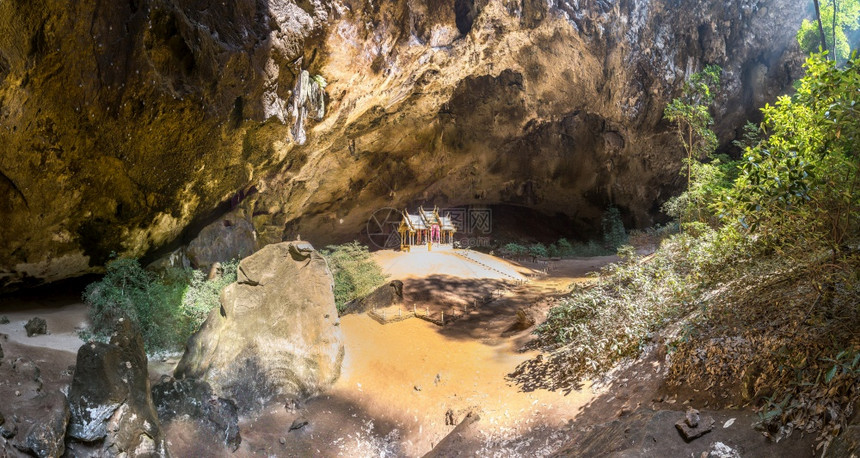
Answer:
[83,258,240,353]
[719,54,860,253]
[501,242,528,259]
[547,243,560,258]
[181,260,238,335]
[83,258,189,352]
[567,240,613,257]
[556,238,573,256]
[534,233,708,373]
[528,243,548,261]
[601,207,628,249]
[321,242,387,314]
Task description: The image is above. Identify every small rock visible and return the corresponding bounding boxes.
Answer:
[284,399,301,412]
[434,373,442,385]
[414,385,422,392]
[685,407,700,427]
[445,409,455,426]
[289,418,308,432]
[0,342,3,359]
[0,316,9,324]
[24,318,47,337]
[279,437,286,445]
[0,422,17,439]
[675,410,714,441]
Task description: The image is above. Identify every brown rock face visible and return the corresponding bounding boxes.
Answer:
[66,319,168,456]
[0,0,806,289]
[174,241,344,412]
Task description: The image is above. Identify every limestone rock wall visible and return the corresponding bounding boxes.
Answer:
[0,0,807,289]
[174,241,344,411]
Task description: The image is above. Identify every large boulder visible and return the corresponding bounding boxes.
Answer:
[0,354,68,458]
[66,318,168,457]
[175,241,344,412]
[185,209,257,271]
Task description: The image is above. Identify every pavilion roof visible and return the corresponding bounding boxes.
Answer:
[403,211,426,230]
[419,206,439,225]
[439,215,456,231]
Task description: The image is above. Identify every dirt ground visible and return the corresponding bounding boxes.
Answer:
[0,249,820,457]
[0,251,616,457]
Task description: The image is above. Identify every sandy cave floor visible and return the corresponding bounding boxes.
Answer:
[0,249,817,457]
[0,249,619,457]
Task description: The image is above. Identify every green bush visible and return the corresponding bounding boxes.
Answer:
[601,207,628,249]
[83,258,189,352]
[181,260,238,335]
[321,242,387,314]
[719,54,860,253]
[528,243,548,261]
[547,243,560,258]
[83,258,239,353]
[556,238,573,256]
[501,242,528,259]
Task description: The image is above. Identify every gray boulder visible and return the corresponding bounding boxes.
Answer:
[185,209,256,271]
[66,318,168,456]
[175,241,344,412]
[24,394,69,458]
[24,317,47,337]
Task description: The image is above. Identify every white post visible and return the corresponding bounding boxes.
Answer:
[441,311,444,325]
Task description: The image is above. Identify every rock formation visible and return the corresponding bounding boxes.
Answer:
[151,376,241,451]
[0,0,808,289]
[0,355,68,458]
[174,241,344,411]
[24,317,46,337]
[343,279,404,315]
[66,318,168,457]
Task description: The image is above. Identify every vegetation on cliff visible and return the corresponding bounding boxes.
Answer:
[525,54,860,449]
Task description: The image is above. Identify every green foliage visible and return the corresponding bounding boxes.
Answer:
[664,65,721,163]
[663,65,726,228]
[601,207,628,249]
[83,258,189,352]
[797,0,860,62]
[663,155,741,226]
[536,231,726,374]
[321,242,387,314]
[528,243,549,261]
[556,238,573,256]
[719,54,860,251]
[547,243,560,258]
[83,258,240,353]
[311,74,328,88]
[181,260,238,334]
[501,242,529,258]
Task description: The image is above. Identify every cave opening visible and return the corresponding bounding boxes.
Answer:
[454,0,475,35]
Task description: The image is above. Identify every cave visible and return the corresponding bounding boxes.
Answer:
[454,0,475,35]
[1,1,855,457]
